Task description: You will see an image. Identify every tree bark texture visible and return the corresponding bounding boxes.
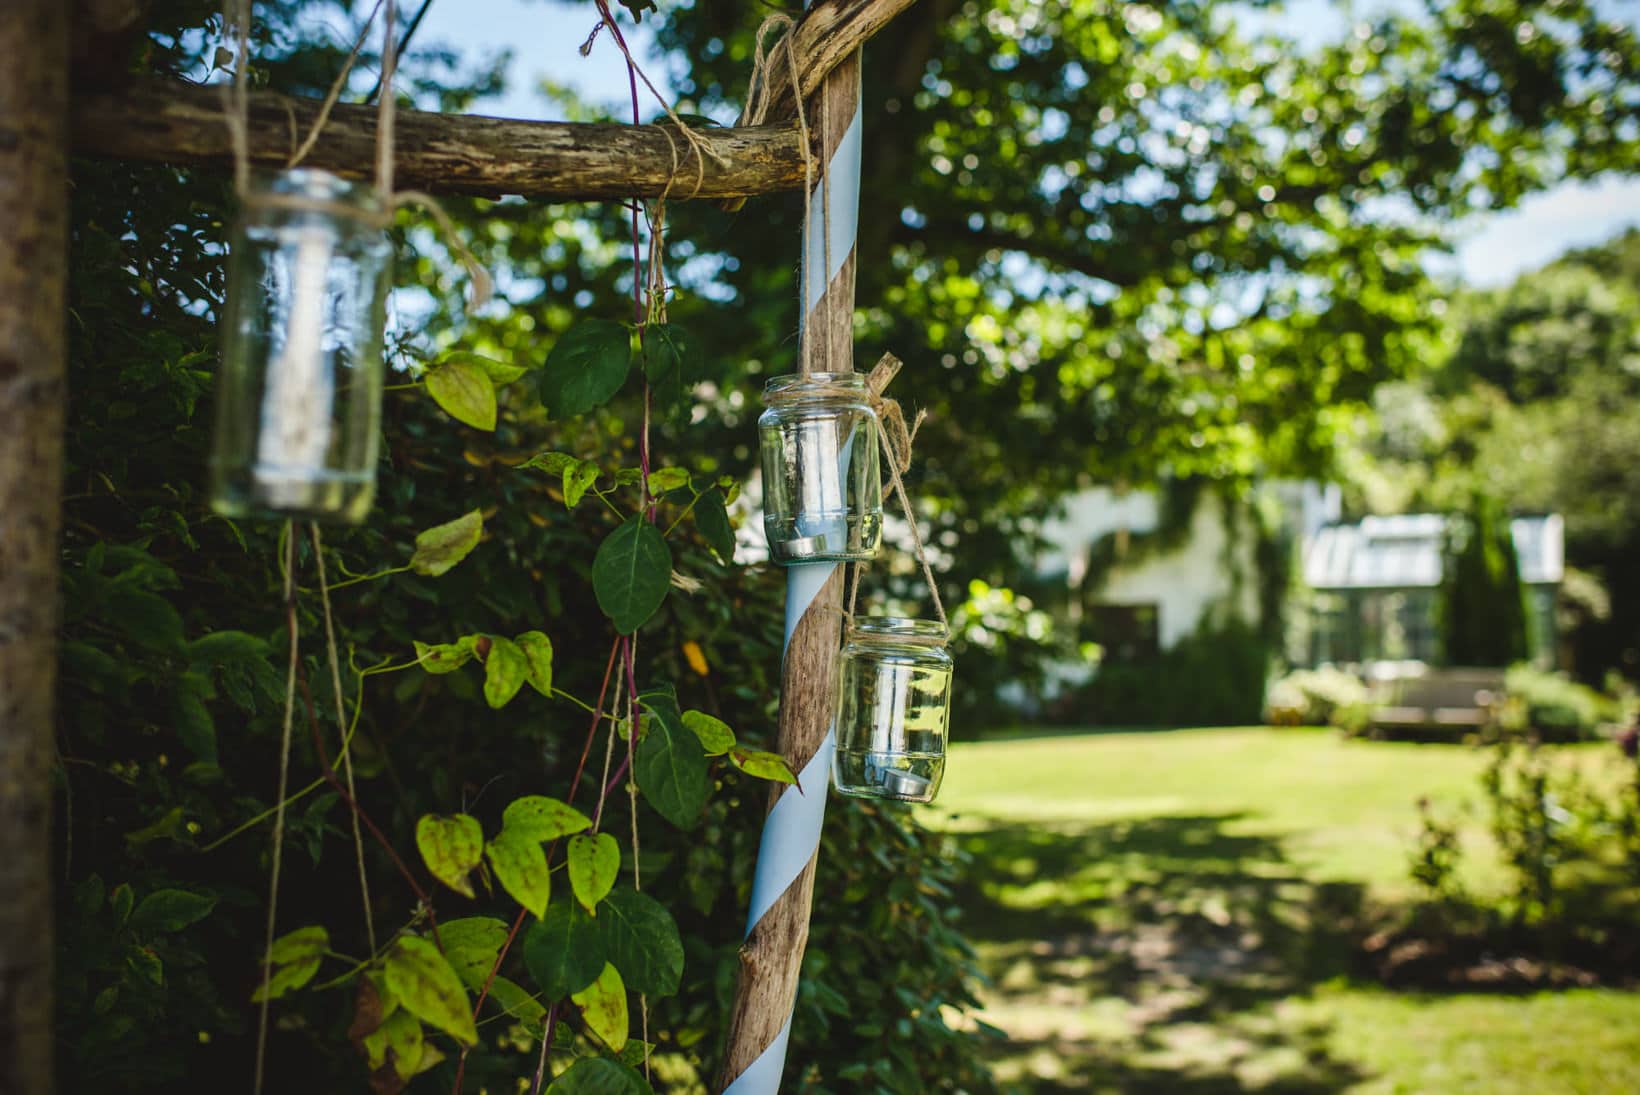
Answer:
[718,50,862,1093]
[0,2,70,1093]
[72,78,809,202]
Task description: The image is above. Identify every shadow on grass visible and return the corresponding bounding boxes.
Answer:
[955,813,1371,1094]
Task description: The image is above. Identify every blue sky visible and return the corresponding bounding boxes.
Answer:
[409,0,1640,287]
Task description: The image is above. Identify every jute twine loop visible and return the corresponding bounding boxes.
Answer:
[740,12,822,345]
[590,0,730,201]
[218,0,492,312]
[843,354,948,630]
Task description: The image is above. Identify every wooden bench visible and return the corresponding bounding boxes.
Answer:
[1370,668,1504,734]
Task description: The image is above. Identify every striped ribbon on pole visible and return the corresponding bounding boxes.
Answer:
[719,12,864,1093]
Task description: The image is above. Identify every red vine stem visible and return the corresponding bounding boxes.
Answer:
[453,633,622,1095]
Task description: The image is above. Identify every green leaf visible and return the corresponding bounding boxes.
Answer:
[540,319,632,418]
[411,510,484,576]
[556,459,595,510]
[634,688,710,829]
[645,467,690,494]
[592,517,672,634]
[416,814,484,898]
[483,636,529,708]
[520,451,577,476]
[486,975,546,1026]
[485,828,553,919]
[425,359,497,431]
[515,631,554,696]
[437,917,509,989]
[522,897,605,1001]
[176,689,217,764]
[109,589,184,652]
[187,630,270,664]
[129,888,216,934]
[571,962,629,1052]
[567,833,621,913]
[692,487,735,565]
[643,324,701,421]
[546,1056,650,1094]
[599,888,684,997]
[414,636,476,675]
[728,746,797,785]
[680,710,735,756]
[253,925,328,1001]
[501,796,592,841]
[448,351,529,386]
[362,1008,424,1081]
[383,935,478,1046]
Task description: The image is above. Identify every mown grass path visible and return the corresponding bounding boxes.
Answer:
[928,727,1640,1093]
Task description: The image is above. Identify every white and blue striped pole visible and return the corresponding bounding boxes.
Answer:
[719,11,864,1092]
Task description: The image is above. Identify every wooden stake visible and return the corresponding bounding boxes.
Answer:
[717,44,862,1095]
[0,2,70,1093]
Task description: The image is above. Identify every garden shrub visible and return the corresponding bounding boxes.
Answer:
[1500,663,1619,741]
[1069,616,1271,727]
[1266,665,1370,728]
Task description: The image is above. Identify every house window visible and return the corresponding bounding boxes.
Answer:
[1086,602,1161,662]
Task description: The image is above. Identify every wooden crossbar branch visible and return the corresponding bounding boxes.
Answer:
[69,0,921,202]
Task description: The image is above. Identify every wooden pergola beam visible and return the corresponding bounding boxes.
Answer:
[69,0,921,203]
[72,78,810,201]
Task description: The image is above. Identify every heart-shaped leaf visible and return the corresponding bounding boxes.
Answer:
[692,487,735,565]
[564,459,600,509]
[592,517,672,634]
[680,710,735,756]
[437,917,509,989]
[599,887,683,997]
[571,962,629,1052]
[523,898,605,1001]
[425,359,497,431]
[540,319,632,418]
[483,636,529,708]
[501,796,592,841]
[634,689,709,829]
[546,1056,649,1094]
[567,832,621,913]
[415,814,483,898]
[515,631,553,696]
[485,828,552,918]
[411,510,483,576]
[728,747,797,785]
[414,636,477,675]
[384,935,478,1046]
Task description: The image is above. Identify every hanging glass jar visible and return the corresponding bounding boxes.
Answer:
[832,616,953,803]
[758,372,883,563]
[209,168,392,523]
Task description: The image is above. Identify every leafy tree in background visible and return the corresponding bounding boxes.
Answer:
[1440,493,1530,667]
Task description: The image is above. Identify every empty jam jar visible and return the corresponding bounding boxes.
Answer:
[209,168,392,523]
[833,616,953,803]
[758,372,883,563]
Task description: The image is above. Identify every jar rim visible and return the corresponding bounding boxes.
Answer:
[848,615,949,644]
[762,372,869,402]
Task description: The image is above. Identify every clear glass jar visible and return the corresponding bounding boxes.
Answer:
[833,616,953,803]
[758,373,883,563]
[209,168,392,523]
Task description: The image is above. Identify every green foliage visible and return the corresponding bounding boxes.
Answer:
[592,517,673,633]
[1074,616,1272,727]
[1266,666,1372,730]
[1439,495,1530,667]
[410,508,484,576]
[540,319,634,419]
[425,358,498,431]
[1500,663,1618,742]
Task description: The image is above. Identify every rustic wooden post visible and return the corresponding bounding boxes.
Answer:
[0,1,70,1092]
[718,27,864,1095]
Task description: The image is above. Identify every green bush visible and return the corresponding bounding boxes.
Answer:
[1502,663,1618,741]
[1069,616,1271,727]
[1266,666,1370,727]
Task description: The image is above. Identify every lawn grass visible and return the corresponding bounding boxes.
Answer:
[925,726,1640,1094]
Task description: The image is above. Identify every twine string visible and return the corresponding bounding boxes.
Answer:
[288,0,388,169]
[743,15,819,377]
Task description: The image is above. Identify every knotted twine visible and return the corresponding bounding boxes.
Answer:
[843,353,949,630]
